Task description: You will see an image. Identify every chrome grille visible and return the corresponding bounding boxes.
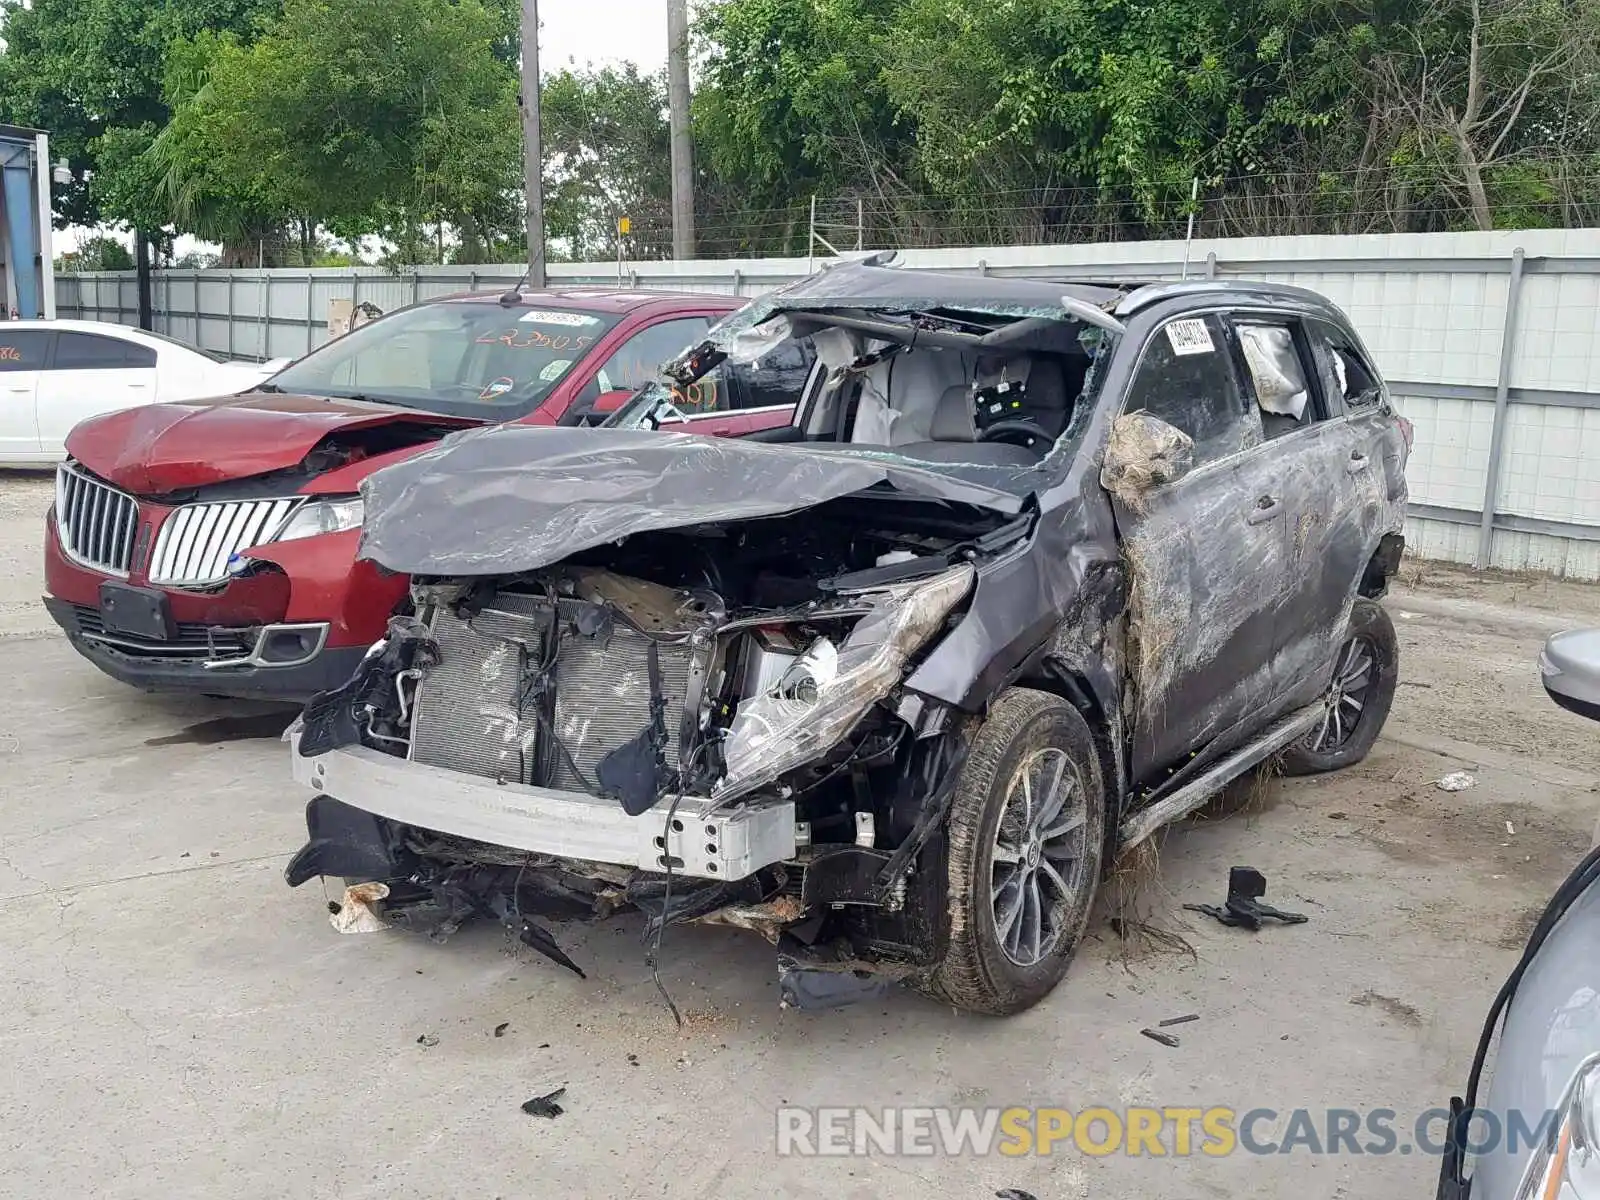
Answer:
[148,498,301,587]
[410,594,547,782]
[56,464,139,576]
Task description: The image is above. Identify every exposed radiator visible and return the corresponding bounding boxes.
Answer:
[409,593,546,783]
[409,585,714,792]
[548,619,699,791]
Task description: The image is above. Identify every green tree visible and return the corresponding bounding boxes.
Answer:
[152,0,521,258]
[0,0,280,231]
[541,66,673,261]
[693,0,911,252]
[55,236,136,273]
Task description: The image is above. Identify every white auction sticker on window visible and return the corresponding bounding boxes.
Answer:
[519,309,600,327]
[1165,319,1214,356]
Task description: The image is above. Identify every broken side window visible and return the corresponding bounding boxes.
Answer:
[1307,319,1382,411]
[721,335,817,410]
[1123,314,1260,466]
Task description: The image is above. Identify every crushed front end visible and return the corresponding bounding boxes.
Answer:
[286,497,1011,1006]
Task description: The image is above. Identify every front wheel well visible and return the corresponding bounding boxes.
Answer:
[1014,661,1125,854]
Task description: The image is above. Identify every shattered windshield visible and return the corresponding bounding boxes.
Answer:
[610,288,1117,497]
[267,301,619,419]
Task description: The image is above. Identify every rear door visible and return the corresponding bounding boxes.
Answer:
[1108,313,1290,783]
[1239,314,1396,710]
[0,330,52,460]
[35,330,158,457]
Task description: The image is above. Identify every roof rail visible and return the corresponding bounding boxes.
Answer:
[1113,280,1238,315]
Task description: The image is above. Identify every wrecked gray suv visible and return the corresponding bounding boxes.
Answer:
[284,261,1411,1015]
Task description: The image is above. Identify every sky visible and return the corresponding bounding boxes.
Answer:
[541,0,669,72]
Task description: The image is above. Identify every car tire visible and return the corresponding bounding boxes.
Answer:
[1278,598,1399,776]
[916,687,1105,1016]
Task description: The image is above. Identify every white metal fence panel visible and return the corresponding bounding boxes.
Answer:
[51,228,1600,578]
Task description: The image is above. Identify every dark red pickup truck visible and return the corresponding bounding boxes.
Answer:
[43,287,806,701]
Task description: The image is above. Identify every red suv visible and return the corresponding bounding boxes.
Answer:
[42,287,803,702]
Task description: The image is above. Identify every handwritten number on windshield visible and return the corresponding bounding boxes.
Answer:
[474,328,592,352]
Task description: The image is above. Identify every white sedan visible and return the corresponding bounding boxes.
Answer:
[0,320,287,465]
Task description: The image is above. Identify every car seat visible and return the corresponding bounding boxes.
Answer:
[896,384,1037,466]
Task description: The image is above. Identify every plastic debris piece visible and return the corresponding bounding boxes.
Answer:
[997,1189,1041,1200]
[493,1022,510,1038]
[515,918,587,978]
[1184,866,1308,931]
[1436,771,1476,792]
[1505,821,1516,835]
[521,1087,567,1119]
[416,1033,439,1047]
[1159,1013,1200,1027]
[330,881,390,934]
[1141,1027,1181,1048]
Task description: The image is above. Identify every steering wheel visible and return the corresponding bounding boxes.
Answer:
[977,418,1053,449]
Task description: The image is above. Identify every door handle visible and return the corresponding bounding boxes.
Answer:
[1247,495,1282,525]
[127,381,149,389]
[1346,452,1369,475]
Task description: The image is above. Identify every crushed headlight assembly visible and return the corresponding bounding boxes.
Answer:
[1517,1052,1600,1199]
[275,496,364,543]
[715,563,975,802]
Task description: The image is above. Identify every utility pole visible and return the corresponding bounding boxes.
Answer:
[135,233,153,330]
[520,0,546,288]
[666,0,695,260]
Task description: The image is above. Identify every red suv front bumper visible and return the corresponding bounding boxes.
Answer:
[43,503,405,703]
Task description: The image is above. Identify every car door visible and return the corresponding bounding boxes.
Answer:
[35,330,158,457]
[1107,312,1291,784]
[0,329,52,460]
[1237,314,1395,711]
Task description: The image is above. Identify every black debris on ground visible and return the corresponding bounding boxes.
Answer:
[996,1189,1041,1200]
[1140,1027,1181,1048]
[493,1022,510,1038]
[521,1087,567,1119]
[1158,1013,1199,1027]
[1184,866,1308,931]
[416,1033,439,1047]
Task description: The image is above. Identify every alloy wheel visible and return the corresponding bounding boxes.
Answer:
[1307,635,1376,753]
[990,747,1089,967]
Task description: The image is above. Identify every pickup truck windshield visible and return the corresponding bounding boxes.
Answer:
[266,302,620,419]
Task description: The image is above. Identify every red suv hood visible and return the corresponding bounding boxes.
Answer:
[65,393,480,495]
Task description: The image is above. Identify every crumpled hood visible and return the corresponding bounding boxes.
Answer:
[357,425,1024,576]
[66,393,478,495]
